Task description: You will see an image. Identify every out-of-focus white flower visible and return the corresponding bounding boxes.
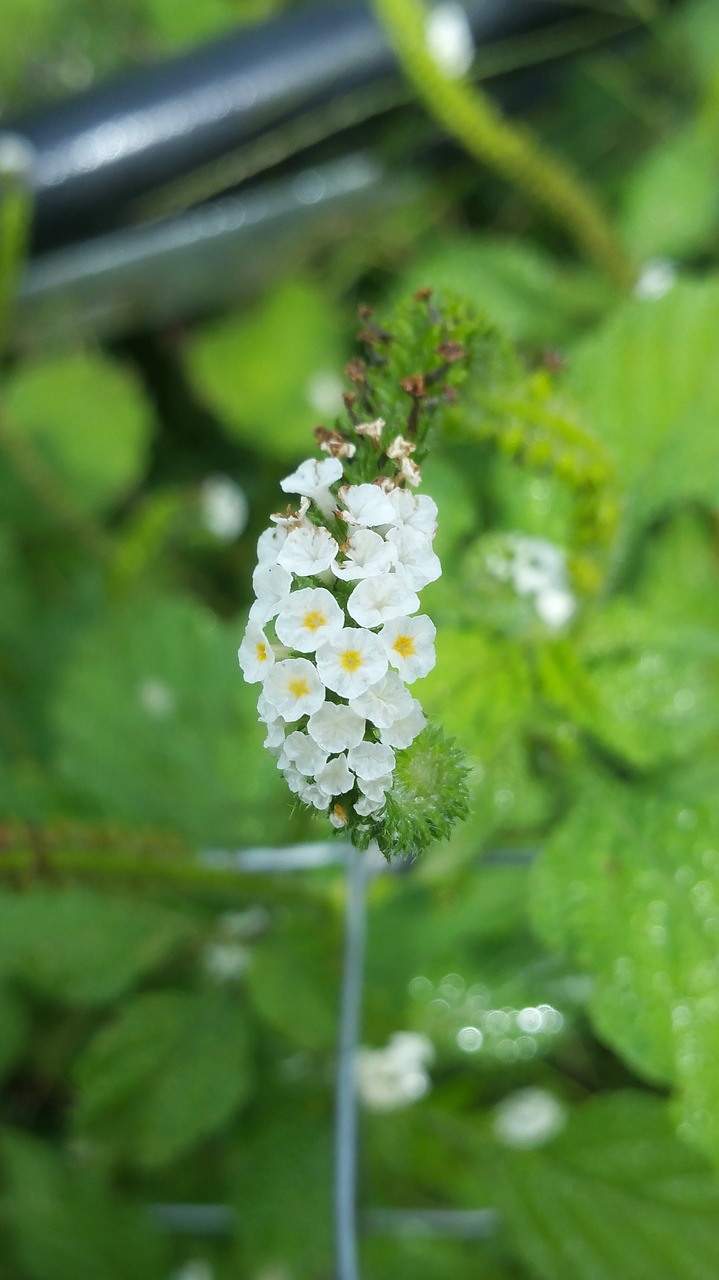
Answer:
[138,678,175,718]
[280,456,343,516]
[381,615,437,682]
[332,528,397,581]
[315,627,388,698]
[348,669,413,728]
[489,535,576,630]
[387,489,438,537]
[535,586,575,628]
[348,739,396,781]
[316,753,355,797]
[338,483,396,527]
[200,475,249,540]
[307,702,366,753]
[634,258,676,301]
[387,526,442,591]
[356,1031,435,1111]
[279,730,328,775]
[277,525,339,577]
[237,621,275,683]
[306,369,344,415]
[492,1088,566,1149]
[249,564,292,624]
[347,575,420,628]
[274,586,344,652]
[263,658,326,720]
[203,941,250,982]
[425,2,475,78]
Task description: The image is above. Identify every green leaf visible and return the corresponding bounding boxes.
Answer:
[4,352,151,514]
[74,988,253,1167]
[52,594,291,846]
[532,776,719,1168]
[0,985,28,1081]
[2,1130,167,1280]
[186,278,345,461]
[247,913,339,1051]
[567,280,719,539]
[621,125,719,260]
[494,1092,719,1280]
[0,886,196,1004]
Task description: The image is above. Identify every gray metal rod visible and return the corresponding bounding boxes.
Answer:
[334,844,369,1280]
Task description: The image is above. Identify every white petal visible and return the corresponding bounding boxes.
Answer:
[275,586,344,652]
[263,657,326,721]
[347,740,396,781]
[307,702,366,754]
[277,525,339,576]
[347,576,419,628]
[237,621,275,684]
[380,615,436,683]
[316,753,355,797]
[338,483,396,528]
[315,628,388,698]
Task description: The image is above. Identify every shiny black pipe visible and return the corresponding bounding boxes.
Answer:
[9,1,576,252]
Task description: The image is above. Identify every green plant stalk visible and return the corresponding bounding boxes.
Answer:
[372,0,636,292]
[0,134,33,354]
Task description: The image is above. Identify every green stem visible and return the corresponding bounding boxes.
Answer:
[0,133,33,354]
[372,0,636,292]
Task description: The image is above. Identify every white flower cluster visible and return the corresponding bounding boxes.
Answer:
[238,455,441,827]
[355,1031,435,1111]
[487,534,575,629]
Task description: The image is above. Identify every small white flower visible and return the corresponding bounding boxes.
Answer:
[249,564,292,623]
[354,793,385,817]
[277,525,339,577]
[535,586,575,628]
[263,657,325,720]
[348,669,413,729]
[200,476,248,540]
[279,730,328,775]
[386,435,416,460]
[355,417,385,442]
[380,698,426,749]
[347,740,396,781]
[270,495,311,527]
[381,615,436,682]
[280,456,343,516]
[316,753,355,797]
[263,720,286,752]
[399,457,422,487]
[387,526,442,591]
[386,489,438,537]
[357,771,393,802]
[275,586,344,652]
[307,702,366,753]
[355,1032,434,1111]
[294,775,329,810]
[237,621,276,683]
[338,483,396,527]
[256,524,289,567]
[282,763,306,795]
[347,575,420,628]
[332,528,397,581]
[315,627,388,698]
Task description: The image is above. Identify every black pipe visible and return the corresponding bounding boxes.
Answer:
[8,1,584,252]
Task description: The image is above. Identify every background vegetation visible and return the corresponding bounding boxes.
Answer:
[3,0,719,1276]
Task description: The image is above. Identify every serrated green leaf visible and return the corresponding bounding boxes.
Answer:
[567,280,719,538]
[247,914,339,1050]
[0,886,196,1004]
[494,1092,719,1280]
[532,777,719,1168]
[2,1130,167,1280]
[4,352,151,514]
[186,278,345,461]
[74,988,252,1167]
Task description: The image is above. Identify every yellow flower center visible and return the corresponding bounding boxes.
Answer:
[303,610,327,632]
[288,677,310,699]
[340,649,362,672]
[256,642,268,662]
[392,634,416,659]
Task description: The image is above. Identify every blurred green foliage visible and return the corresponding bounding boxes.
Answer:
[3,0,719,1277]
